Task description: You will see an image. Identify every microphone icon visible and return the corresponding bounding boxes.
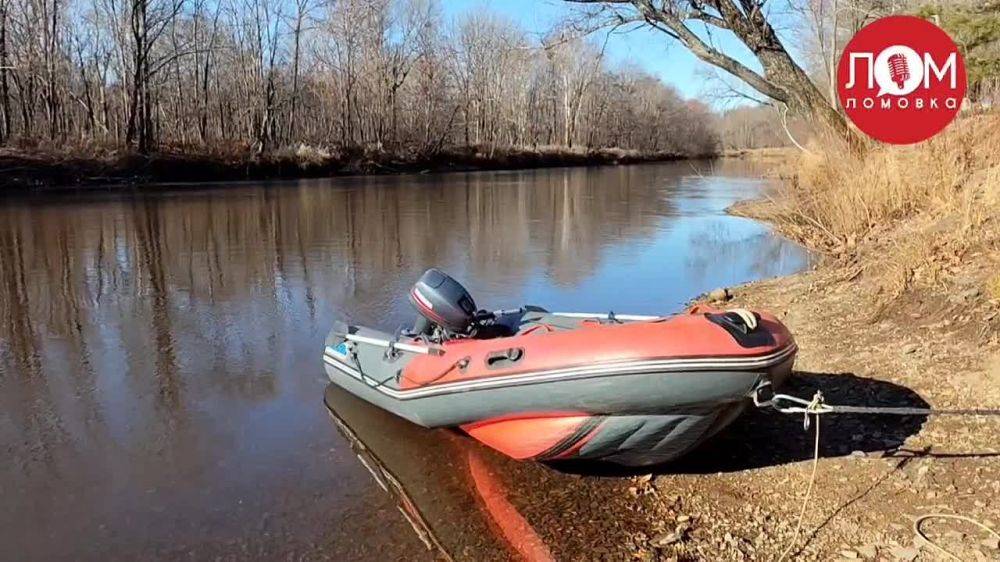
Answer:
[888,53,910,89]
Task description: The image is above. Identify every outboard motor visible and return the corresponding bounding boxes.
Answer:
[409,269,477,335]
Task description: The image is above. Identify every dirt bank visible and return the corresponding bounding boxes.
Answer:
[628,265,1000,561]
[0,145,700,192]
[628,131,1000,560]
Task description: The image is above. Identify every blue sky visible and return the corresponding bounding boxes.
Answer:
[441,0,798,106]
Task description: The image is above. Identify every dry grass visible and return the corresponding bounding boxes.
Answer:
[719,147,798,161]
[763,114,999,245]
[270,143,336,168]
[742,113,1000,300]
[990,272,1000,301]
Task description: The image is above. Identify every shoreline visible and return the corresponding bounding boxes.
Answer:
[0,145,712,193]
[654,191,1000,559]
[657,260,1000,560]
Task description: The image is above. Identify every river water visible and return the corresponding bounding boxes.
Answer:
[0,162,808,560]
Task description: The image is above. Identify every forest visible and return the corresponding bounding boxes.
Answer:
[0,0,720,167]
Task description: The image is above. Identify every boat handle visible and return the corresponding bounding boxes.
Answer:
[331,331,445,356]
[486,348,524,369]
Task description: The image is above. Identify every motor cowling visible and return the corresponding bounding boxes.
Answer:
[409,268,477,334]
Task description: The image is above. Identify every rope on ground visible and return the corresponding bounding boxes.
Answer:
[778,392,823,562]
[914,514,1000,561]
[777,410,821,562]
[764,389,1000,561]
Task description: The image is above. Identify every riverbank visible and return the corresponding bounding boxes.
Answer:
[630,117,1000,560]
[719,147,797,162]
[0,144,701,192]
[632,266,1000,561]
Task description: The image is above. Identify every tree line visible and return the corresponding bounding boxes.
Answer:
[0,0,719,157]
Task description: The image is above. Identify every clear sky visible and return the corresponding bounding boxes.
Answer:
[440,0,797,106]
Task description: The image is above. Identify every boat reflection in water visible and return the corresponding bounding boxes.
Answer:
[324,383,548,561]
[324,383,670,561]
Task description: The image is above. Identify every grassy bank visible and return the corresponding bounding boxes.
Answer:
[735,114,1000,320]
[0,144,703,192]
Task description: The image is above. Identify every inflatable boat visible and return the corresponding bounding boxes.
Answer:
[323,269,796,466]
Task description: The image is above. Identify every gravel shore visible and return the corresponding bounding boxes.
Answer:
[626,262,1000,561]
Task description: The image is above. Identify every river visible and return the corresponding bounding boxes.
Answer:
[0,162,808,560]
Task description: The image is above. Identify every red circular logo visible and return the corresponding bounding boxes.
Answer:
[837,16,967,144]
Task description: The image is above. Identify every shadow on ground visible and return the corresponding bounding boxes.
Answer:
[556,371,933,476]
[671,371,929,474]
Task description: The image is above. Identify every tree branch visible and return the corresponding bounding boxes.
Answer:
[642,1,788,102]
[565,0,787,103]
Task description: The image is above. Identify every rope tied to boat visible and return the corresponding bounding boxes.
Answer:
[758,385,1000,561]
[752,383,1000,430]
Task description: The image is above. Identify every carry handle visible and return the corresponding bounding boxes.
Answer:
[485,347,525,369]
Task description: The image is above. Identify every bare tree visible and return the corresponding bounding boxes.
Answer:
[0,0,723,157]
[545,36,607,147]
[0,0,11,143]
[122,0,187,151]
[563,0,855,138]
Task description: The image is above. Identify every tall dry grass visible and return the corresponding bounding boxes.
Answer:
[747,113,1000,298]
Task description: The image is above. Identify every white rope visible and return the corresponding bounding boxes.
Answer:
[778,416,820,561]
[779,103,813,156]
[914,514,1000,561]
[766,390,1000,417]
[777,404,822,561]
[768,391,1000,560]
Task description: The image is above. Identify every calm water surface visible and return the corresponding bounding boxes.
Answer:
[0,162,808,560]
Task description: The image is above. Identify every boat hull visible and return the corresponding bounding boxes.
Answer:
[322,307,796,466]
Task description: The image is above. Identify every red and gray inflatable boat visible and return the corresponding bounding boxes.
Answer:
[323,269,796,466]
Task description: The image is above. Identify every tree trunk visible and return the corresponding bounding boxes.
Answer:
[0,0,10,144]
[289,6,304,142]
[755,47,851,139]
[829,0,839,110]
[44,0,61,141]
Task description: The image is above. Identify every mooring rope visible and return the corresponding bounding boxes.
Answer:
[763,390,1000,561]
[764,390,1000,418]
[776,406,821,562]
[914,514,1000,562]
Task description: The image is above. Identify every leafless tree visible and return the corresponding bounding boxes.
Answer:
[562,0,856,139]
[0,0,720,157]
